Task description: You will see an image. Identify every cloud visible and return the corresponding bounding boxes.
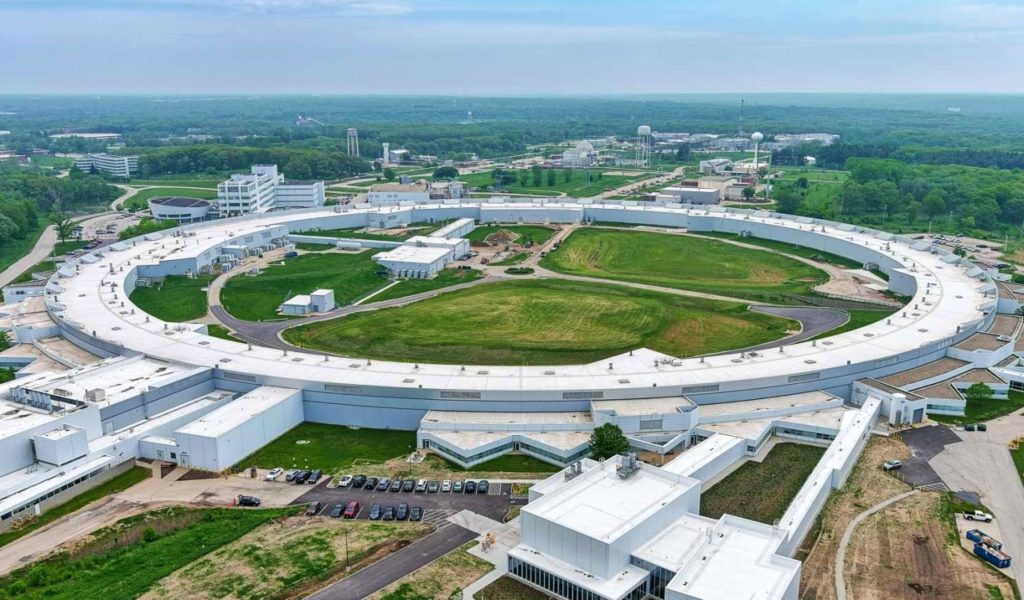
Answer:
[941,1,1024,29]
[226,0,412,15]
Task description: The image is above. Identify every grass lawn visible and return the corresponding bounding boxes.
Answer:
[205,324,240,342]
[477,576,555,600]
[0,222,46,276]
[221,252,387,321]
[296,221,452,243]
[1012,446,1024,489]
[369,268,484,303]
[53,239,89,256]
[123,187,217,212]
[809,308,896,340]
[238,423,416,472]
[0,506,294,600]
[493,252,531,266]
[444,454,560,474]
[11,259,57,284]
[0,467,150,549]
[284,279,794,365]
[373,541,491,600]
[929,390,1024,425]
[700,443,825,524]
[129,274,214,322]
[698,232,863,269]
[541,229,827,303]
[460,168,648,197]
[466,225,557,245]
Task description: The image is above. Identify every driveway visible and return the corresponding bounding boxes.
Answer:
[898,425,962,490]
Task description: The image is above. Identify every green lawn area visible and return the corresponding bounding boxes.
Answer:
[460,168,649,197]
[929,390,1024,425]
[695,232,863,269]
[700,443,825,523]
[445,454,560,474]
[465,225,557,245]
[0,506,293,600]
[773,167,849,184]
[1011,446,1024,489]
[368,268,484,303]
[284,279,793,365]
[0,467,150,549]
[205,324,240,342]
[221,252,387,321]
[129,274,214,322]
[0,222,46,276]
[123,187,217,212]
[11,259,57,284]
[118,217,177,240]
[129,179,222,188]
[238,423,416,472]
[809,309,896,340]
[541,229,828,303]
[53,239,89,256]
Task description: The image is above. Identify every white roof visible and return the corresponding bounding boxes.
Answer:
[175,386,299,438]
[15,356,197,408]
[283,295,311,306]
[522,457,698,543]
[374,244,450,264]
[662,433,744,478]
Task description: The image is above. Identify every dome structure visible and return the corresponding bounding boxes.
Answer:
[575,141,595,153]
[637,125,652,136]
[751,131,764,142]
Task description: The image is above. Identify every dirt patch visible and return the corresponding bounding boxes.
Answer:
[177,469,220,481]
[366,541,491,600]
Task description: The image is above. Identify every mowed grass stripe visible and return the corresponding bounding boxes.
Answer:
[284,279,794,365]
[540,228,827,303]
[221,252,387,321]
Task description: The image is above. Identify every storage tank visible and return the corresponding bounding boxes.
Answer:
[336,241,362,251]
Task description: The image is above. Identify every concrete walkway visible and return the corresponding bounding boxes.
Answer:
[835,489,919,600]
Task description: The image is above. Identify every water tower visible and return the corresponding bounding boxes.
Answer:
[751,131,764,170]
[346,128,360,157]
[636,125,652,167]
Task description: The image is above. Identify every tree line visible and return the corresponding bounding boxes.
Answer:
[135,145,372,180]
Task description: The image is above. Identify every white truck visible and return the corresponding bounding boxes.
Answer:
[962,510,994,522]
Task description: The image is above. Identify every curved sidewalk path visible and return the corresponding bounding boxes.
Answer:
[835,489,919,600]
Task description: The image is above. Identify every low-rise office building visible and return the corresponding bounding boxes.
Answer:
[148,197,211,223]
[73,153,138,178]
[275,180,325,210]
[217,165,282,216]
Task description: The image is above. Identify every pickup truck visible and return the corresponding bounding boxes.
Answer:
[962,510,994,522]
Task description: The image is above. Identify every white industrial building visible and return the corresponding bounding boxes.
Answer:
[280,289,335,315]
[368,182,431,206]
[216,165,324,216]
[658,187,720,205]
[373,218,475,278]
[73,153,138,178]
[148,197,211,223]
[562,141,597,167]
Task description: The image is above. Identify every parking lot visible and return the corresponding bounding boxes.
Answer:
[290,477,512,524]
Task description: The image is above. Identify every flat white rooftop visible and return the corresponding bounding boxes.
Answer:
[421,410,592,427]
[427,430,590,452]
[662,433,744,478]
[19,356,197,408]
[592,396,694,416]
[175,386,297,438]
[523,458,697,543]
[374,244,451,264]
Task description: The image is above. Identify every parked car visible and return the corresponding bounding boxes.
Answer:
[390,479,403,492]
[403,479,415,492]
[965,423,977,431]
[415,479,427,493]
[396,503,409,521]
[369,504,383,520]
[352,474,367,488]
[285,469,299,482]
[977,423,988,431]
[453,480,464,493]
[305,501,322,516]
[477,480,489,494]
[963,510,994,522]
[264,468,283,481]
[427,481,440,493]
[465,481,477,494]
[410,506,423,522]
[376,477,391,491]
[237,495,261,507]
[329,503,344,518]
[441,480,452,492]
[339,474,353,487]
[343,501,361,519]
[294,470,311,484]
[383,506,396,521]
[364,477,379,490]
[882,460,902,471]
[308,469,323,484]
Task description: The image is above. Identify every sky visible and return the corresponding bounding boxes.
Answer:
[2,0,1024,95]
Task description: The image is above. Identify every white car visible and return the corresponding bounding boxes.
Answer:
[339,474,353,488]
[441,480,452,492]
[264,467,284,481]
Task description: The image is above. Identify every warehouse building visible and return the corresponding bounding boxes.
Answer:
[279,289,335,315]
[73,153,138,178]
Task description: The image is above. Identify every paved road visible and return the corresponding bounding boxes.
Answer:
[304,524,477,600]
[0,211,117,288]
[744,305,849,350]
[834,490,919,600]
[900,425,961,490]
[929,407,1024,582]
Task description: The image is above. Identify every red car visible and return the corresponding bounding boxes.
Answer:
[343,501,361,519]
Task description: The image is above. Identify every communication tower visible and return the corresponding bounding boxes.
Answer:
[635,125,652,167]
[346,128,360,157]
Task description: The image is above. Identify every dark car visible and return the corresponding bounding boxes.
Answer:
[376,478,391,491]
[352,474,367,488]
[465,481,477,494]
[978,423,988,431]
[294,470,311,484]
[410,506,423,522]
[390,479,403,492]
[427,480,440,493]
[477,480,489,494]
[308,469,323,484]
[382,506,396,521]
[329,503,344,518]
[452,480,464,493]
[237,495,261,507]
[403,479,415,492]
[364,477,379,490]
[396,503,409,520]
[305,501,322,516]
[343,501,360,519]
[965,423,977,431]
[369,503,383,520]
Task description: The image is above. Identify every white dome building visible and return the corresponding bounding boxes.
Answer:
[563,140,597,168]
